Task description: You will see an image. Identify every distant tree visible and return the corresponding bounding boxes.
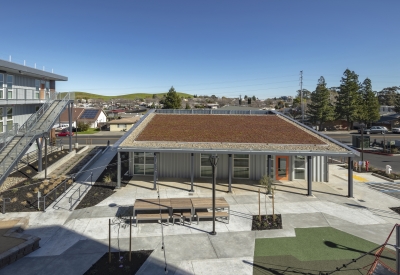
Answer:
[194,94,198,98]
[307,76,335,129]
[77,122,90,132]
[357,78,380,126]
[185,102,191,109]
[252,95,257,101]
[248,98,251,105]
[152,94,157,99]
[163,86,182,109]
[150,102,156,109]
[244,95,248,99]
[296,89,311,100]
[393,92,400,114]
[377,86,399,106]
[335,69,361,130]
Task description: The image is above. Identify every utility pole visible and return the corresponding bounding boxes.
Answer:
[300,70,304,123]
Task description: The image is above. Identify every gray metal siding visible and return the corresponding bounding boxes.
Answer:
[249,154,266,180]
[311,155,327,182]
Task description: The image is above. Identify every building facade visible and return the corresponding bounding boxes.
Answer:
[0,59,68,133]
[117,109,359,196]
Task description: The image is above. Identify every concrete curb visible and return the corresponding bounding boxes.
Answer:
[371,173,395,182]
[33,150,77,179]
[76,146,89,155]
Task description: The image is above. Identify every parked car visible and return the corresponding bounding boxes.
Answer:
[358,126,388,134]
[56,130,74,137]
[392,127,400,134]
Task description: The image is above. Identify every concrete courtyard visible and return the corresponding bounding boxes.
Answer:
[0,164,399,274]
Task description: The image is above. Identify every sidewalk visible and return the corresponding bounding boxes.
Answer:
[0,164,399,275]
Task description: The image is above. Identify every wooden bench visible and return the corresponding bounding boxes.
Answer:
[136,213,170,226]
[196,211,229,224]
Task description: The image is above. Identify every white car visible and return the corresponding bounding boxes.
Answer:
[392,127,400,134]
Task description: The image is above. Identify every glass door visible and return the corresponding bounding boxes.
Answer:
[276,156,289,180]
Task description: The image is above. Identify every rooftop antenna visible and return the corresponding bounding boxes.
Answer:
[52,69,54,73]
[35,63,36,69]
[43,66,45,71]
[9,55,11,62]
[24,60,26,66]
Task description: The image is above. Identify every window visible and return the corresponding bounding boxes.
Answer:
[0,107,3,132]
[233,154,249,178]
[266,156,275,179]
[0,73,3,99]
[7,107,12,120]
[117,124,127,128]
[200,154,212,177]
[35,80,40,99]
[133,152,154,175]
[7,75,13,99]
[7,107,13,131]
[294,155,305,180]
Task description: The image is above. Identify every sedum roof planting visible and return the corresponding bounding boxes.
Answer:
[136,114,324,144]
[120,113,350,153]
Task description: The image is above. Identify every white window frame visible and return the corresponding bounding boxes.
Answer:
[133,152,154,175]
[0,107,3,133]
[266,155,275,180]
[7,75,13,99]
[0,73,4,99]
[293,155,306,180]
[200,154,212,178]
[233,154,250,179]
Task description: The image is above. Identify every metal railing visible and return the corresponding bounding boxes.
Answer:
[68,172,93,211]
[1,197,11,214]
[0,92,73,181]
[38,179,68,212]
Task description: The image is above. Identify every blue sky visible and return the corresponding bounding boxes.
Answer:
[2,0,399,99]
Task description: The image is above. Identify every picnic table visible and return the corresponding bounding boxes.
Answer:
[133,198,171,217]
[191,197,230,224]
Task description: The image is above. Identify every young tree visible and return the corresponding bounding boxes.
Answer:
[357,78,380,126]
[185,102,191,109]
[163,86,182,109]
[307,77,335,129]
[335,69,361,130]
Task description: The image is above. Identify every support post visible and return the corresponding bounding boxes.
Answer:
[267,155,271,179]
[68,103,72,152]
[396,224,400,274]
[307,156,312,196]
[117,151,121,189]
[348,157,353,198]
[228,154,232,193]
[36,138,43,172]
[108,219,111,263]
[44,135,48,179]
[190,153,194,192]
[153,152,157,190]
[209,155,218,235]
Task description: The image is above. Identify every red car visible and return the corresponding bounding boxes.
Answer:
[56,130,74,137]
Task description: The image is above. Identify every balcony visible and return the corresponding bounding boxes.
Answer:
[0,88,53,105]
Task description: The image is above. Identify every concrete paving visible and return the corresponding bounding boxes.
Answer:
[1,163,400,275]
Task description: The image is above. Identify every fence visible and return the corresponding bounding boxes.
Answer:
[38,179,68,212]
[68,172,93,211]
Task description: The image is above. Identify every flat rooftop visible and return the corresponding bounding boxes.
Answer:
[136,114,324,144]
[120,113,351,154]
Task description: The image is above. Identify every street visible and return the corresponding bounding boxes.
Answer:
[325,132,400,172]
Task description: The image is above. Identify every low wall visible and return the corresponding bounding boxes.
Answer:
[34,150,77,179]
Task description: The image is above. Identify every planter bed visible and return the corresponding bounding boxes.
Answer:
[84,250,152,275]
[251,214,282,230]
[75,152,130,210]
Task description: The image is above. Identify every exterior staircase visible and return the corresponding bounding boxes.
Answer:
[0,92,73,187]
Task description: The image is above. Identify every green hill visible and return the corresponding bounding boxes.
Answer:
[60,91,193,100]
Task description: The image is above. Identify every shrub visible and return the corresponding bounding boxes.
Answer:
[39,184,44,190]
[77,122,90,132]
[26,192,33,198]
[12,188,18,193]
[43,188,50,195]
[11,197,17,203]
[103,174,112,183]
[20,201,27,206]
[34,187,39,193]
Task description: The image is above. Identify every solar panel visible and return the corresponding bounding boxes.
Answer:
[80,109,98,119]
